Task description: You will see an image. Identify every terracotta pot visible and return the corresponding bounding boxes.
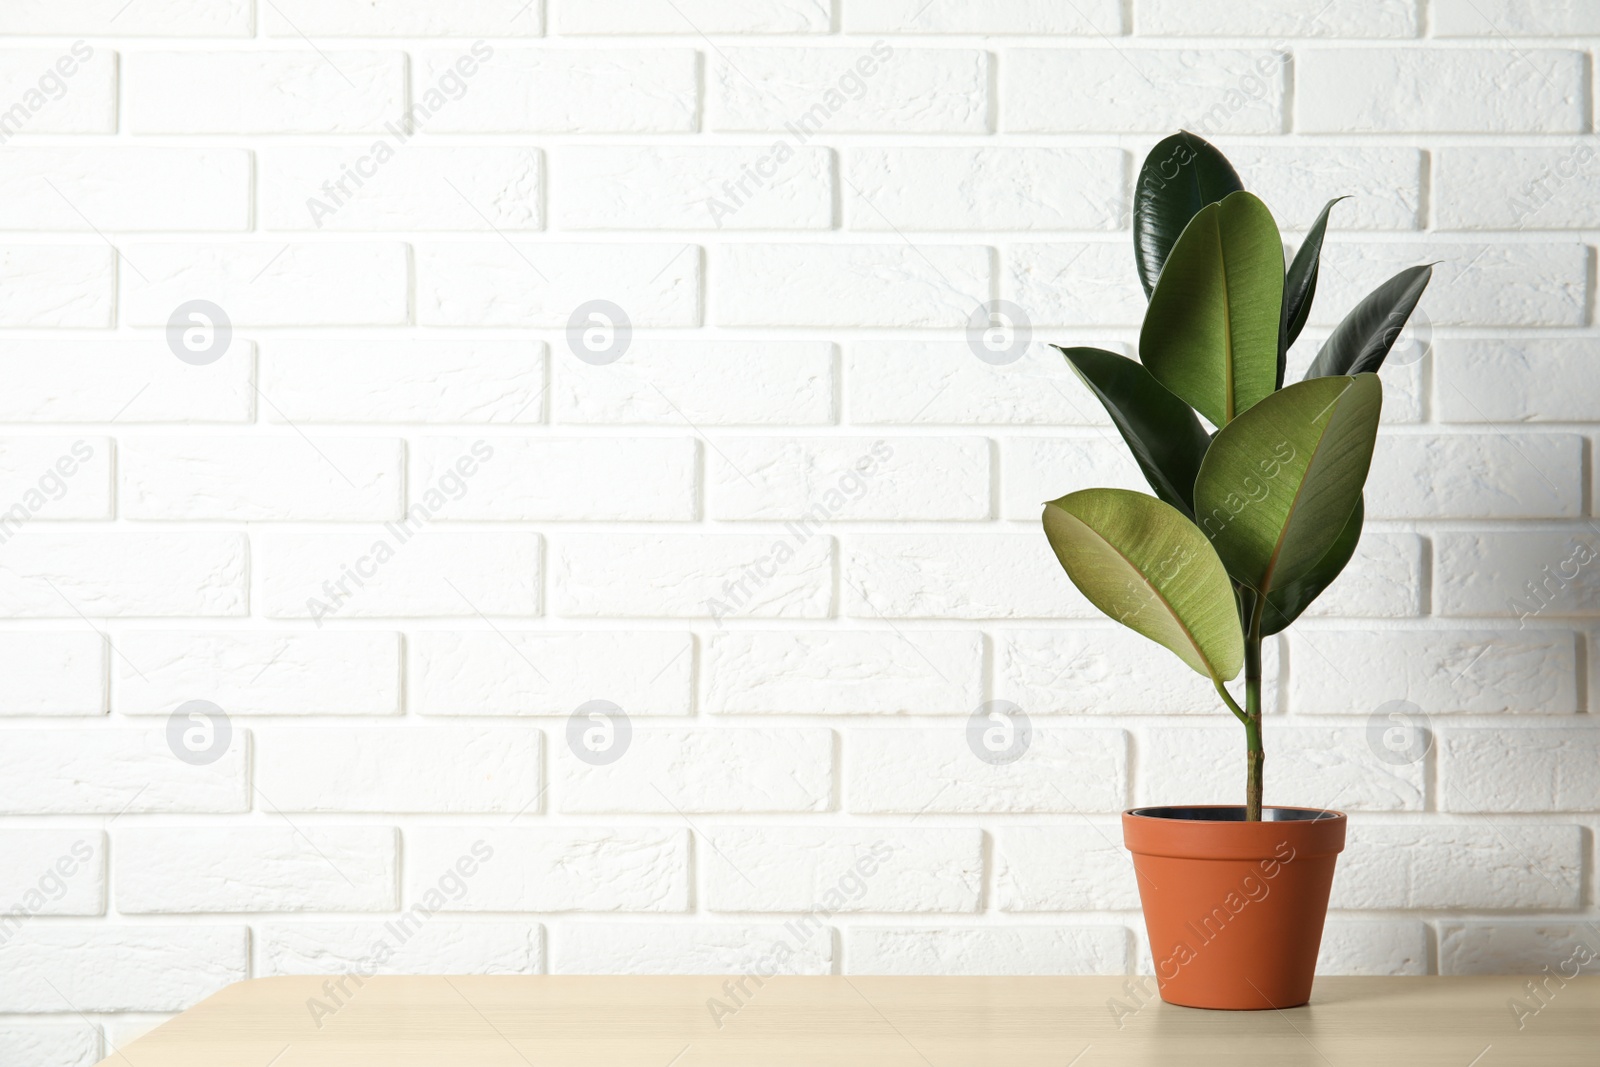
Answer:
[1122,804,1347,1010]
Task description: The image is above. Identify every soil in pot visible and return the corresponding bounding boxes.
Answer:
[1122,805,1347,1010]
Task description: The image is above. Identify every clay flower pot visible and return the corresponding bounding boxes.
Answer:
[1122,805,1347,1010]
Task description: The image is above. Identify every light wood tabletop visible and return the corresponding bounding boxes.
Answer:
[100,974,1599,1066]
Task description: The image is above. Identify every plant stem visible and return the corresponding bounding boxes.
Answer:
[1244,594,1265,822]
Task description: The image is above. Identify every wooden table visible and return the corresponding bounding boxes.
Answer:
[101,974,1599,1066]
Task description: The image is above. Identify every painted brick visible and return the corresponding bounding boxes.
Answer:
[847,926,1129,975]
[552,923,832,974]
[847,341,1113,426]
[1139,0,1417,36]
[1289,629,1578,716]
[1434,532,1600,618]
[410,630,693,716]
[0,341,254,424]
[0,1024,99,1067]
[0,830,104,915]
[1001,437,1145,519]
[405,827,690,912]
[702,630,983,715]
[0,246,112,327]
[260,922,543,975]
[0,927,246,1013]
[1437,921,1600,975]
[1441,728,1600,812]
[711,47,988,133]
[0,436,111,519]
[417,242,700,327]
[0,533,247,617]
[1139,726,1427,812]
[554,341,833,426]
[418,49,698,133]
[709,436,989,521]
[257,532,540,619]
[847,727,1128,813]
[843,534,1087,619]
[115,631,400,717]
[0,149,249,231]
[1317,921,1429,976]
[259,147,542,232]
[1227,146,1423,230]
[715,244,988,327]
[558,1,829,34]
[0,729,247,814]
[0,45,116,133]
[552,534,832,619]
[1298,49,1586,133]
[120,436,403,521]
[846,1,1122,33]
[1301,533,1424,620]
[1007,243,1146,327]
[0,632,104,716]
[996,629,1283,715]
[1332,825,1582,910]
[263,0,543,35]
[1005,50,1285,133]
[115,827,396,913]
[1435,146,1600,230]
[0,1,250,35]
[1315,242,1588,328]
[557,728,833,813]
[995,825,1141,911]
[556,146,832,230]
[1437,339,1600,423]
[846,148,1125,231]
[123,243,410,328]
[255,727,541,813]
[262,341,544,425]
[412,436,697,521]
[125,51,406,134]
[1366,433,1581,519]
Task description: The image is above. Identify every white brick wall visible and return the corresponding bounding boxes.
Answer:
[0,7,1596,1059]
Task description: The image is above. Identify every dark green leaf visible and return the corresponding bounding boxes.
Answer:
[1280,196,1346,385]
[1141,191,1284,427]
[1056,345,1211,518]
[1304,265,1433,380]
[1133,130,1244,299]
[1260,495,1363,635]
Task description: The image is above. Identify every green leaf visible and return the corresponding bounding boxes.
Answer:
[1194,374,1382,595]
[1133,131,1245,299]
[1042,488,1243,682]
[1055,346,1211,518]
[1260,495,1363,635]
[1280,196,1346,385]
[1141,191,1285,428]
[1304,264,1433,380]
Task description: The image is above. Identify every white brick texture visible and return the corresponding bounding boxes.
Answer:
[0,6,1593,1044]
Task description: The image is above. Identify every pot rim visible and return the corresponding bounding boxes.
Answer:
[1124,804,1347,824]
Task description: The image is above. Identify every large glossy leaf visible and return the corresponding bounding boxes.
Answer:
[1133,131,1244,298]
[1141,191,1284,428]
[1261,495,1363,635]
[1044,489,1243,681]
[1280,196,1346,385]
[1304,264,1433,380]
[1056,345,1211,518]
[1194,374,1382,595]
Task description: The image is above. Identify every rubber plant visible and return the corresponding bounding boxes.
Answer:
[1043,132,1433,822]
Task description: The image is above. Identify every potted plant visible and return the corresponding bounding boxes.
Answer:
[1042,132,1432,1010]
